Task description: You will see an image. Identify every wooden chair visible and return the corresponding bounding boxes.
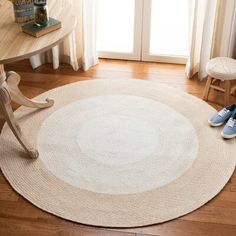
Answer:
[203,57,236,106]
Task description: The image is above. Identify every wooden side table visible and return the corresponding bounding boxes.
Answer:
[0,0,77,158]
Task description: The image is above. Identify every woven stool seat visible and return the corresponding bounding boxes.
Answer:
[206,57,236,81]
[203,57,236,106]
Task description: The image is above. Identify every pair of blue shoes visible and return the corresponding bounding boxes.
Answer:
[208,104,236,139]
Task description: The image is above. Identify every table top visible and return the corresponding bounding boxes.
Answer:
[0,0,77,64]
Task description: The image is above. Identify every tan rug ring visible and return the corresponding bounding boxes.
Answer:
[0,79,235,227]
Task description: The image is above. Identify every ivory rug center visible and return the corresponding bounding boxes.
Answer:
[38,95,198,194]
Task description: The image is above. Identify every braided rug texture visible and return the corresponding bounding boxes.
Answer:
[0,79,235,227]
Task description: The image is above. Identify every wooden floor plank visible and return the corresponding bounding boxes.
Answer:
[180,205,236,225]
[230,174,236,192]
[116,219,236,236]
[0,200,65,224]
[0,183,19,201]
[0,172,7,184]
[71,227,135,236]
[0,217,136,236]
[0,217,75,236]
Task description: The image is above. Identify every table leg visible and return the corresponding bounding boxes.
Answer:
[0,64,6,83]
[0,80,39,159]
[6,71,54,108]
[0,65,55,159]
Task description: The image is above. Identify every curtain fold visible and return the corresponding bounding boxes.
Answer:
[186,0,236,80]
[82,0,99,71]
[30,0,98,71]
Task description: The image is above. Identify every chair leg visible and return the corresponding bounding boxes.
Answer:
[224,80,231,106]
[203,76,213,101]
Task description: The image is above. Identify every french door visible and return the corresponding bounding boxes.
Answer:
[97,0,193,64]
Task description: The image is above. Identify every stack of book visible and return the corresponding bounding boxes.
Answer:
[21,17,61,37]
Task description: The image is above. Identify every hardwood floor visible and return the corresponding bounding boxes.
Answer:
[0,59,236,236]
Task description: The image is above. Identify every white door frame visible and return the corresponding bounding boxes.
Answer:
[98,0,143,61]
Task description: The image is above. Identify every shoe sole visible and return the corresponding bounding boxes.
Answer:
[208,119,224,127]
[221,131,236,139]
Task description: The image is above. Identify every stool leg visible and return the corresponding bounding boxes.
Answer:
[224,80,231,106]
[203,76,213,101]
[231,85,236,95]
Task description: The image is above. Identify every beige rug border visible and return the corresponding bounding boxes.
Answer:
[0,79,235,227]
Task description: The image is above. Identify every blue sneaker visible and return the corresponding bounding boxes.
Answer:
[221,112,236,139]
[208,104,236,127]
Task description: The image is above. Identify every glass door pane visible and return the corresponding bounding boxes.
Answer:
[97,0,135,53]
[150,0,190,57]
[97,0,142,60]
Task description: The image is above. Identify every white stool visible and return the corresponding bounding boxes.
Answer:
[203,57,236,106]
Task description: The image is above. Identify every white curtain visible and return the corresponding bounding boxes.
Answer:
[186,0,236,80]
[30,0,99,71]
[82,0,99,71]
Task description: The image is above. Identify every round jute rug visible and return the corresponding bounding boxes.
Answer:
[0,79,235,227]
